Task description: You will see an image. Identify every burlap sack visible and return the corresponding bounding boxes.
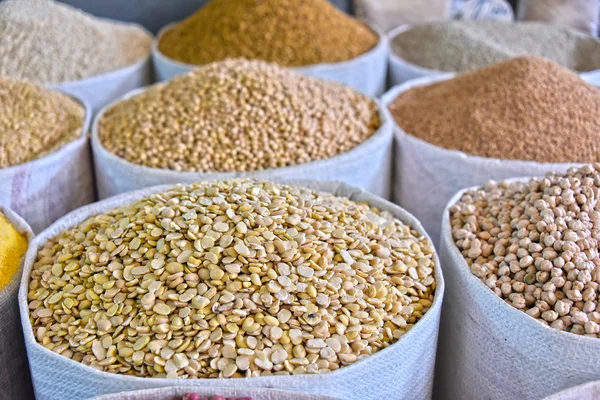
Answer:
[19,180,444,400]
[91,88,393,200]
[434,181,600,400]
[542,381,600,400]
[0,206,35,400]
[91,386,341,400]
[151,24,389,97]
[0,92,95,233]
[382,76,579,245]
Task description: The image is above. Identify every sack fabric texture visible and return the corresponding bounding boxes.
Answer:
[542,381,600,400]
[91,386,341,400]
[0,93,95,233]
[434,182,600,400]
[91,88,394,201]
[151,25,389,97]
[0,206,35,400]
[19,180,444,400]
[382,76,579,245]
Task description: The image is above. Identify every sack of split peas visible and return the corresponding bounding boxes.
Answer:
[0,206,34,399]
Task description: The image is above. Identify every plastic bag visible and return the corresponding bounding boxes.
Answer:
[151,24,389,97]
[0,93,95,233]
[354,0,450,33]
[19,181,444,400]
[91,87,394,200]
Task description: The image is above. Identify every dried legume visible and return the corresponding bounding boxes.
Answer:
[451,164,600,337]
[0,212,27,289]
[0,78,84,168]
[28,179,436,378]
[388,56,600,163]
[99,59,380,172]
[158,0,378,67]
[0,0,152,83]
[392,21,600,73]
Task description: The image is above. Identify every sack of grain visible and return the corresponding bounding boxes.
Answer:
[151,0,387,97]
[387,21,600,86]
[0,206,35,400]
[0,85,95,233]
[18,180,444,400]
[435,166,600,399]
[353,0,450,33]
[0,0,153,114]
[382,76,576,245]
[542,381,600,400]
[383,57,599,244]
[91,386,341,400]
[92,60,393,200]
[518,0,600,36]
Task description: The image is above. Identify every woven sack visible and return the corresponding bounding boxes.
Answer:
[354,0,450,33]
[0,92,95,233]
[91,87,394,201]
[151,24,389,97]
[542,381,600,400]
[434,180,600,400]
[518,0,600,36]
[19,180,444,400]
[91,386,341,400]
[0,206,35,400]
[382,75,579,245]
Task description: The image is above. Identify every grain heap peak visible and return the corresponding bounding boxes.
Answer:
[99,58,381,172]
[28,179,436,378]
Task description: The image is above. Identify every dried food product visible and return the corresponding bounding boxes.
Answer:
[450,164,600,337]
[0,212,28,289]
[0,0,152,83]
[99,59,381,172]
[28,179,436,378]
[388,56,600,163]
[0,78,84,168]
[391,21,600,73]
[157,0,378,67]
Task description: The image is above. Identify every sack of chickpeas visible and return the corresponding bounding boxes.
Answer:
[0,79,95,233]
[382,56,600,244]
[91,386,341,400]
[19,179,443,400]
[435,165,600,400]
[542,381,600,400]
[0,206,35,399]
[91,59,393,201]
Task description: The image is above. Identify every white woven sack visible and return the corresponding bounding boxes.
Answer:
[0,206,35,400]
[382,75,579,245]
[151,24,389,97]
[387,25,600,86]
[354,0,450,33]
[46,21,153,115]
[91,386,341,400]
[0,92,95,233]
[434,180,600,400]
[91,87,394,200]
[19,180,444,400]
[542,381,600,400]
